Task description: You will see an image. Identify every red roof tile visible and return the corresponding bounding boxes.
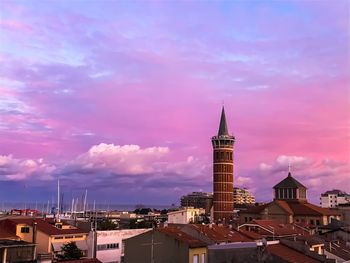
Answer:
[287,202,340,216]
[0,227,19,240]
[275,200,294,215]
[238,229,263,240]
[267,244,320,263]
[251,220,306,236]
[189,224,252,243]
[2,218,88,236]
[158,227,207,248]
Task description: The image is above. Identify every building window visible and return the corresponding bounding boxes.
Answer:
[54,236,63,240]
[316,220,320,225]
[98,243,119,251]
[193,254,199,263]
[21,227,30,233]
[201,253,206,263]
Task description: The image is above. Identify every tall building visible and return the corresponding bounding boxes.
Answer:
[320,189,350,208]
[211,107,235,223]
[233,187,256,205]
[180,192,213,214]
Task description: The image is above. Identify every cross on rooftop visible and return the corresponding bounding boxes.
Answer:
[141,230,162,263]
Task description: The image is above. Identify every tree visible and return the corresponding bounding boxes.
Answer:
[134,208,152,215]
[129,219,155,229]
[98,219,118,230]
[58,241,83,261]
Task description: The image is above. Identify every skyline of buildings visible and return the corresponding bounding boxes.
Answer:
[0,1,349,205]
[0,1,349,263]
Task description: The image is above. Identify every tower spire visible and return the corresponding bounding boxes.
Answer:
[218,106,229,136]
[288,162,292,177]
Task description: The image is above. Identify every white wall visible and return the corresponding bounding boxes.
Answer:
[167,208,205,224]
[321,194,350,208]
[88,229,151,263]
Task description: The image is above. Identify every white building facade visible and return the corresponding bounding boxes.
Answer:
[320,190,350,208]
[87,229,151,263]
[167,207,205,224]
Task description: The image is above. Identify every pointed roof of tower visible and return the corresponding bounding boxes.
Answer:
[273,171,306,189]
[218,106,229,136]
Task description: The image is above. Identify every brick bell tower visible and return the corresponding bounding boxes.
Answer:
[211,106,235,223]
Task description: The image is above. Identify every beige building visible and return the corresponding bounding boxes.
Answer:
[233,187,255,205]
[167,207,205,224]
[239,171,341,225]
[0,218,88,259]
[124,228,207,263]
[320,189,350,208]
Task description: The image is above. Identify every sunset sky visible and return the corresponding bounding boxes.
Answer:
[0,0,349,207]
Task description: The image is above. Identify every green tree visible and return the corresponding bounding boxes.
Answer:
[58,241,83,261]
[98,219,118,230]
[129,219,155,229]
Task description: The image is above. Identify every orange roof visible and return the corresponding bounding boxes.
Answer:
[275,200,294,215]
[244,201,340,217]
[251,220,306,236]
[0,228,19,240]
[189,224,252,243]
[287,202,340,216]
[2,218,88,236]
[158,227,207,248]
[238,229,263,240]
[267,244,320,263]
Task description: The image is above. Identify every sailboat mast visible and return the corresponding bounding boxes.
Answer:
[57,179,60,219]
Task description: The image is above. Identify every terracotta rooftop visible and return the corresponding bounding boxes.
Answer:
[275,200,294,215]
[0,227,19,240]
[0,218,88,236]
[188,224,252,243]
[158,227,207,248]
[238,229,263,240]
[267,243,320,263]
[243,200,340,217]
[288,201,340,216]
[251,220,306,236]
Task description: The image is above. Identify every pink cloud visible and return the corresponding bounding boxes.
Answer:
[0,1,348,203]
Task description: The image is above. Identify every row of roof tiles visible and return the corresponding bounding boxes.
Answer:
[244,200,340,216]
[0,217,88,237]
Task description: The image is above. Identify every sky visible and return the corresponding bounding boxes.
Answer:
[0,0,349,208]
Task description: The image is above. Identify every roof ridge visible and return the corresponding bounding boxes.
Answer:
[275,200,294,215]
